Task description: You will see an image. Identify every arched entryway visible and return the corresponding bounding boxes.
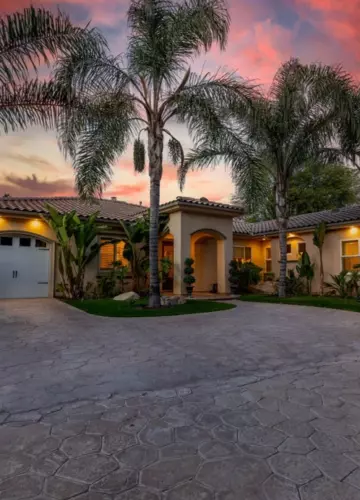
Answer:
[191,229,227,293]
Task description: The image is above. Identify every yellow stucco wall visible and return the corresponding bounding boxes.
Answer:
[269,226,360,293]
[168,210,233,294]
[233,237,266,269]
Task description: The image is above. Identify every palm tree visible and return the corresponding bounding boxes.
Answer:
[54,0,253,308]
[181,59,355,297]
[0,6,105,133]
[313,221,327,296]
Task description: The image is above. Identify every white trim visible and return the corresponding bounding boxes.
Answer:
[340,238,360,271]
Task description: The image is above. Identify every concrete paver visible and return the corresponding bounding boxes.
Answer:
[1,299,360,498]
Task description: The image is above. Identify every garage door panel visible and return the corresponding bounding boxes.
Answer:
[0,236,51,299]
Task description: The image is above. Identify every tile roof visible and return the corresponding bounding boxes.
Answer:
[233,205,360,235]
[161,196,243,213]
[0,196,145,222]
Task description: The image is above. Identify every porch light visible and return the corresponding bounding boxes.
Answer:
[288,233,296,238]
[30,219,41,228]
[350,226,358,235]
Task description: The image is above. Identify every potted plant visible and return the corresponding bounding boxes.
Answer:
[183,257,196,297]
[229,259,240,294]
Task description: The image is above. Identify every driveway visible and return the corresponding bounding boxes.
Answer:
[1,299,360,499]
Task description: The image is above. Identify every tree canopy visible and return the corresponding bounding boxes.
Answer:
[236,162,360,221]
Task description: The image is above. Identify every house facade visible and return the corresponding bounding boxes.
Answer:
[0,195,360,299]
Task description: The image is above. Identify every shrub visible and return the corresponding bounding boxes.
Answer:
[228,260,262,293]
[183,258,196,286]
[275,269,304,296]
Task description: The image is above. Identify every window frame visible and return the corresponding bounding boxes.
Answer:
[340,238,360,272]
[265,246,272,273]
[298,242,306,255]
[98,237,128,272]
[233,245,252,262]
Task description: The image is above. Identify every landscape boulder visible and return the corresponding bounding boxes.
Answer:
[160,295,187,307]
[113,291,140,301]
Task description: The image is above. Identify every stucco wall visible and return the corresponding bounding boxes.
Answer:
[168,210,233,294]
[233,237,265,269]
[270,226,360,293]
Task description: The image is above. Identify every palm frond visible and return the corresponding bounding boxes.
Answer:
[167,135,185,168]
[170,71,256,145]
[0,7,106,87]
[57,91,138,198]
[127,0,229,85]
[0,78,71,133]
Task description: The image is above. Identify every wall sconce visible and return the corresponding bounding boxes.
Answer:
[350,226,358,235]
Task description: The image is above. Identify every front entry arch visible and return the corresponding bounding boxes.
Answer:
[191,229,227,293]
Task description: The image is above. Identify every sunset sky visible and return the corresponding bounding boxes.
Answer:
[0,0,359,205]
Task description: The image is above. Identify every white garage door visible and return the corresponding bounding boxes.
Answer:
[0,235,50,299]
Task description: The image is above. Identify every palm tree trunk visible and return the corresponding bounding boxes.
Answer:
[148,123,163,308]
[319,247,324,296]
[275,180,288,298]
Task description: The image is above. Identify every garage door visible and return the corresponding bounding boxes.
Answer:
[0,235,50,299]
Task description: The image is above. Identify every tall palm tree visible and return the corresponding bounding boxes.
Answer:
[313,221,327,296]
[54,0,253,308]
[181,59,355,297]
[0,6,105,133]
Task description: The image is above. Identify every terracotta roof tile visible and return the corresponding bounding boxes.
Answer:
[161,196,243,212]
[233,205,360,235]
[0,196,145,221]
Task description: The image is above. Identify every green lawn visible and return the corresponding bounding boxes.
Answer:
[239,294,360,313]
[65,298,236,317]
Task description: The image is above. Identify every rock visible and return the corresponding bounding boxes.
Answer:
[160,296,187,307]
[249,281,275,295]
[113,291,140,301]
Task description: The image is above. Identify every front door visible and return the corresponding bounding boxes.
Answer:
[161,240,174,292]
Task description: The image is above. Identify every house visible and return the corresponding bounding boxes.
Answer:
[0,195,359,299]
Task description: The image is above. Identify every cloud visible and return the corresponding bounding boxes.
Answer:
[0,173,75,197]
[0,152,59,173]
[292,0,360,77]
[105,180,148,202]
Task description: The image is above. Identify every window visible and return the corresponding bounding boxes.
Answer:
[99,239,128,270]
[265,247,272,272]
[19,237,31,247]
[342,240,360,271]
[298,242,306,255]
[233,246,252,261]
[0,236,12,246]
[35,239,47,248]
[287,243,292,254]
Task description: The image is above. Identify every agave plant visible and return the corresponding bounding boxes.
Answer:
[324,271,349,298]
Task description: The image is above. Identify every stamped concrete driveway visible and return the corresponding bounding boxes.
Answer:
[2,299,360,499]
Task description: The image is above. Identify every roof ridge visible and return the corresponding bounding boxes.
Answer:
[0,195,145,208]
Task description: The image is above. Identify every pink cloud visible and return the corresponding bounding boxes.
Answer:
[293,0,360,78]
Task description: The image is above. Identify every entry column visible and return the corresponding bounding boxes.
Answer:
[169,212,191,295]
